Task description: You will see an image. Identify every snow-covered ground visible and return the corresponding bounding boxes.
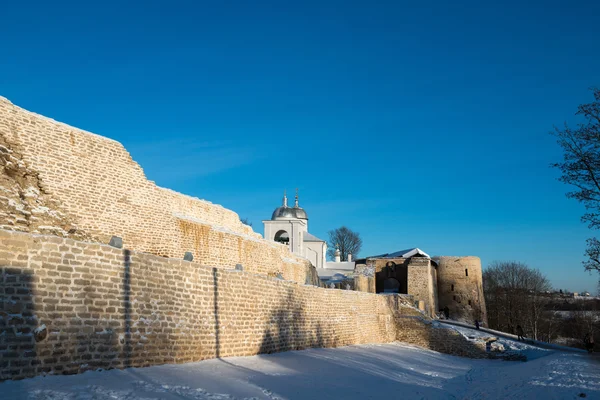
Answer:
[554,310,600,322]
[445,323,555,360]
[1,341,599,399]
[439,320,589,354]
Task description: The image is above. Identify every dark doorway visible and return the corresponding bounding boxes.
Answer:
[375,261,408,294]
[383,278,400,293]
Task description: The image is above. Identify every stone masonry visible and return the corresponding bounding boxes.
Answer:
[0,229,397,380]
[370,257,439,317]
[1,229,489,380]
[436,256,487,325]
[367,254,487,324]
[0,97,491,381]
[0,96,313,284]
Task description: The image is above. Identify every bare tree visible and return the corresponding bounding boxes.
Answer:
[551,88,600,272]
[483,261,552,340]
[326,226,362,261]
[540,303,562,343]
[562,299,599,348]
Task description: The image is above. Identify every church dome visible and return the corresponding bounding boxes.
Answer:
[293,207,308,219]
[272,206,295,220]
[271,206,308,220]
[271,191,308,220]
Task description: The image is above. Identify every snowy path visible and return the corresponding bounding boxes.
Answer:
[1,342,599,399]
[438,320,587,353]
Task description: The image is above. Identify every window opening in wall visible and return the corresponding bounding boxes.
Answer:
[465,269,468,277]
[274,230,290,245]
[386,261,397,273]
[451,284,454,291]
[468,300,471,306]
[453,295,456,301]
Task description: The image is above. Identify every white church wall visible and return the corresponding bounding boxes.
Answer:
[304,240,326,268]
[263,193,327,270]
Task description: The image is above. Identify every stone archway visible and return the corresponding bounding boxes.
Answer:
[375,260,408,294]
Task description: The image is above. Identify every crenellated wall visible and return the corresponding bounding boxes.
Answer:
[0,96,313,284]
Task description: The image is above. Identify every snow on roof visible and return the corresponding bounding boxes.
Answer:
[315,268,352,280]
[368,247,431,259]
[303,232,325,242]
[325,261,356,271]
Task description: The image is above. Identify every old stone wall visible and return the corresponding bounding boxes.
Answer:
[436,256,487,325]
[1,229,492,381]
[0,134,91,242]
[430,262,439,316]
[407,258,437,317]
[370,257,437,317]
[0,229,398,380]
[392,299,487,358]
[372,258,408,294]
[378,295,488,359]
[0,96,313,284]
[395,316,488,358]
[353,275,375,293]
[0,230,492,380]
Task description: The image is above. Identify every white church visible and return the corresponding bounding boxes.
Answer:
[263,191,355,281]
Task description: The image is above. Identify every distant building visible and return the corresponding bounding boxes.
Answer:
[263,191,355,280]
[263,193,487,323]
[356,251,487,323]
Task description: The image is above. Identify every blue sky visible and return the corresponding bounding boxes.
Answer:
[2,1,599,293]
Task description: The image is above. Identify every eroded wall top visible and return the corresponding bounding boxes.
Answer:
[0,96,313,282]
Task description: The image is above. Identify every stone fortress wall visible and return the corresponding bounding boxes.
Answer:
[369,257,439,317]
[408,257,438,317]
[436,256,487,324]
[0,97,491,381]
[368,255,486,324]
[1,229,490,380]
[0,96,314,284]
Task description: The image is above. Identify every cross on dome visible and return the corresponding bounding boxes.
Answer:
[271,189,308,220]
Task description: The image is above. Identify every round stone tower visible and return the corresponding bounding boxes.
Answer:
[435,256,487,325]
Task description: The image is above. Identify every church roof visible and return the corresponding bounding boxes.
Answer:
[303,232,325,242]
[272,206,307,220]
[367,248,431,259]
[271,190,308,220]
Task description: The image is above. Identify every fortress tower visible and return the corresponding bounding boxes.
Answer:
[435,256,487,325]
